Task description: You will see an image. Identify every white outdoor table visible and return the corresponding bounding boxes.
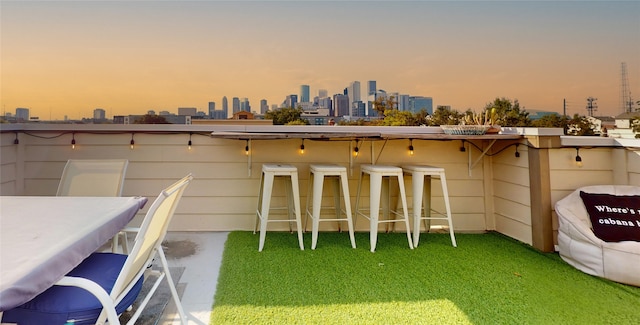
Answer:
[0,196,147,311]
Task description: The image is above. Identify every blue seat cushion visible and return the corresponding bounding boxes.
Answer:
[2,252,144,325]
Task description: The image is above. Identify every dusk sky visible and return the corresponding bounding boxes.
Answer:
[2,0,639,120]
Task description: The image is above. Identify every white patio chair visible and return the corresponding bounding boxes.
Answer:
[2,174,194,325]
[57,159,130,253]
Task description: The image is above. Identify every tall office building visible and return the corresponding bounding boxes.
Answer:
[260,99,268,114]
[211,110,227,119]
[409,96,433,114]
[282,94,298,108]
[318,97,332,110]
[178,107,197,116]
[16,108,29,121]
[222,96,228,116]
[93,108,106,120]
[208,102,216,118]
[352,101,366,117]
[333,94,350,117]
[348,81,361,103]
[368,80,377,95]
[318,89,328,98]
[300,85,310,103]
[397,95,410,111]
[232,97,240,114]
[240,98,251,112]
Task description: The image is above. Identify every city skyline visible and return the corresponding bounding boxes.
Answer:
[2,1,639,120]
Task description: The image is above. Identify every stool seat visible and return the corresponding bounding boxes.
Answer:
[402,165,445,173]
[305,164,356,249]
[402,165,456,247]
[262,163,298,173]
[355,164,414,252]
[255,164,304,251]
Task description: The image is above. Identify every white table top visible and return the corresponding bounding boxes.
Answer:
[0,196,147,311]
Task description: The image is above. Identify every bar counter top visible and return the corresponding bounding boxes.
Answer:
[209,125,523,141]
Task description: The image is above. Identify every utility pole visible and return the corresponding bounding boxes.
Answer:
[563,98,567,117]
[586,97,598,117]
[621,62,634,113]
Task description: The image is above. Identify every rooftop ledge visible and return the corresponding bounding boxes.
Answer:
[9,124,638,149]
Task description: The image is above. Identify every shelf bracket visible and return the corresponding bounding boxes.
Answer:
[468,139,497,176]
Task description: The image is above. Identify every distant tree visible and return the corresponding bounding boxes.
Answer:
[631,117,640,138]
[372,96,397,117]
[531,113,569,129]
[483,97,531,127]
[425,106,463,126]
[379,109,415,126]
[286,119,310,126]
[566,114,598,136]
[133,114,169,124]
[265,106,305,125]
[339,119,370,126]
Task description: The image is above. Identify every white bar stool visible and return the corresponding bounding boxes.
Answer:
[402,165,457,247]
[255,164,304,251]
[355,164,413,252]
[305,164,356,249]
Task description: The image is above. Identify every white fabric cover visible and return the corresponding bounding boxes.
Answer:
[555,185,640,287]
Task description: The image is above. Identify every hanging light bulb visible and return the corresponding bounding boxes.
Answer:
[575,147,583,167]
[408,139,414,156]
[459,140,466,152]
[130,133,135,150]
[188,133,193,150]
[245,140,250,156]
[71,132,76,149]
[353,139,360,158]
[299,139,305,155]
[14,132,19,145]
[514,144,520,158]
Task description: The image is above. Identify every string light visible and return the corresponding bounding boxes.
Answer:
[14,132,19,145]
[408,139,414,156]
[299,139,305,155]
[71,132,76,149]
[130,133,135,150]
[515,144,520,158]
[245,140,250,156]
[188,133,192,150]
[575,147,583,167]
[459,140,466,152]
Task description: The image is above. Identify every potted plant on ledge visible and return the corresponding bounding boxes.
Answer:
[441,107,500,135]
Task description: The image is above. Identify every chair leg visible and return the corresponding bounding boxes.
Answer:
[311,172,324,249]
[332,176,342,232]
[258,173,274,252]
[285,178,294,233]
[290,172,305,250]
[340,171,357,249]
[304,170,313,232]
[397,174,414,250]
[411,173,425,247]
[369,173,382,252]
[440,173,457,247]
[254,173,265,235]
[156,246,188,325]
[354,171,364,231]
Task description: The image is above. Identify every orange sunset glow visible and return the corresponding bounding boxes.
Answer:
[2,0,639,120]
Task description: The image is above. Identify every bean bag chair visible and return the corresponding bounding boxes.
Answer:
[555,185,640,287]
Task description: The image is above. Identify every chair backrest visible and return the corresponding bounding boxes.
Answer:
[56,159,129,196]
[110,174,193,301]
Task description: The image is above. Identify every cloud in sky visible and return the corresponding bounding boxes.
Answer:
[1,0,639,120]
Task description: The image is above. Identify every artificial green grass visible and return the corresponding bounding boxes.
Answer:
[211,231,640,324]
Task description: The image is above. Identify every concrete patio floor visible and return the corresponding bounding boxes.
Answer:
[157,232,229,325]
